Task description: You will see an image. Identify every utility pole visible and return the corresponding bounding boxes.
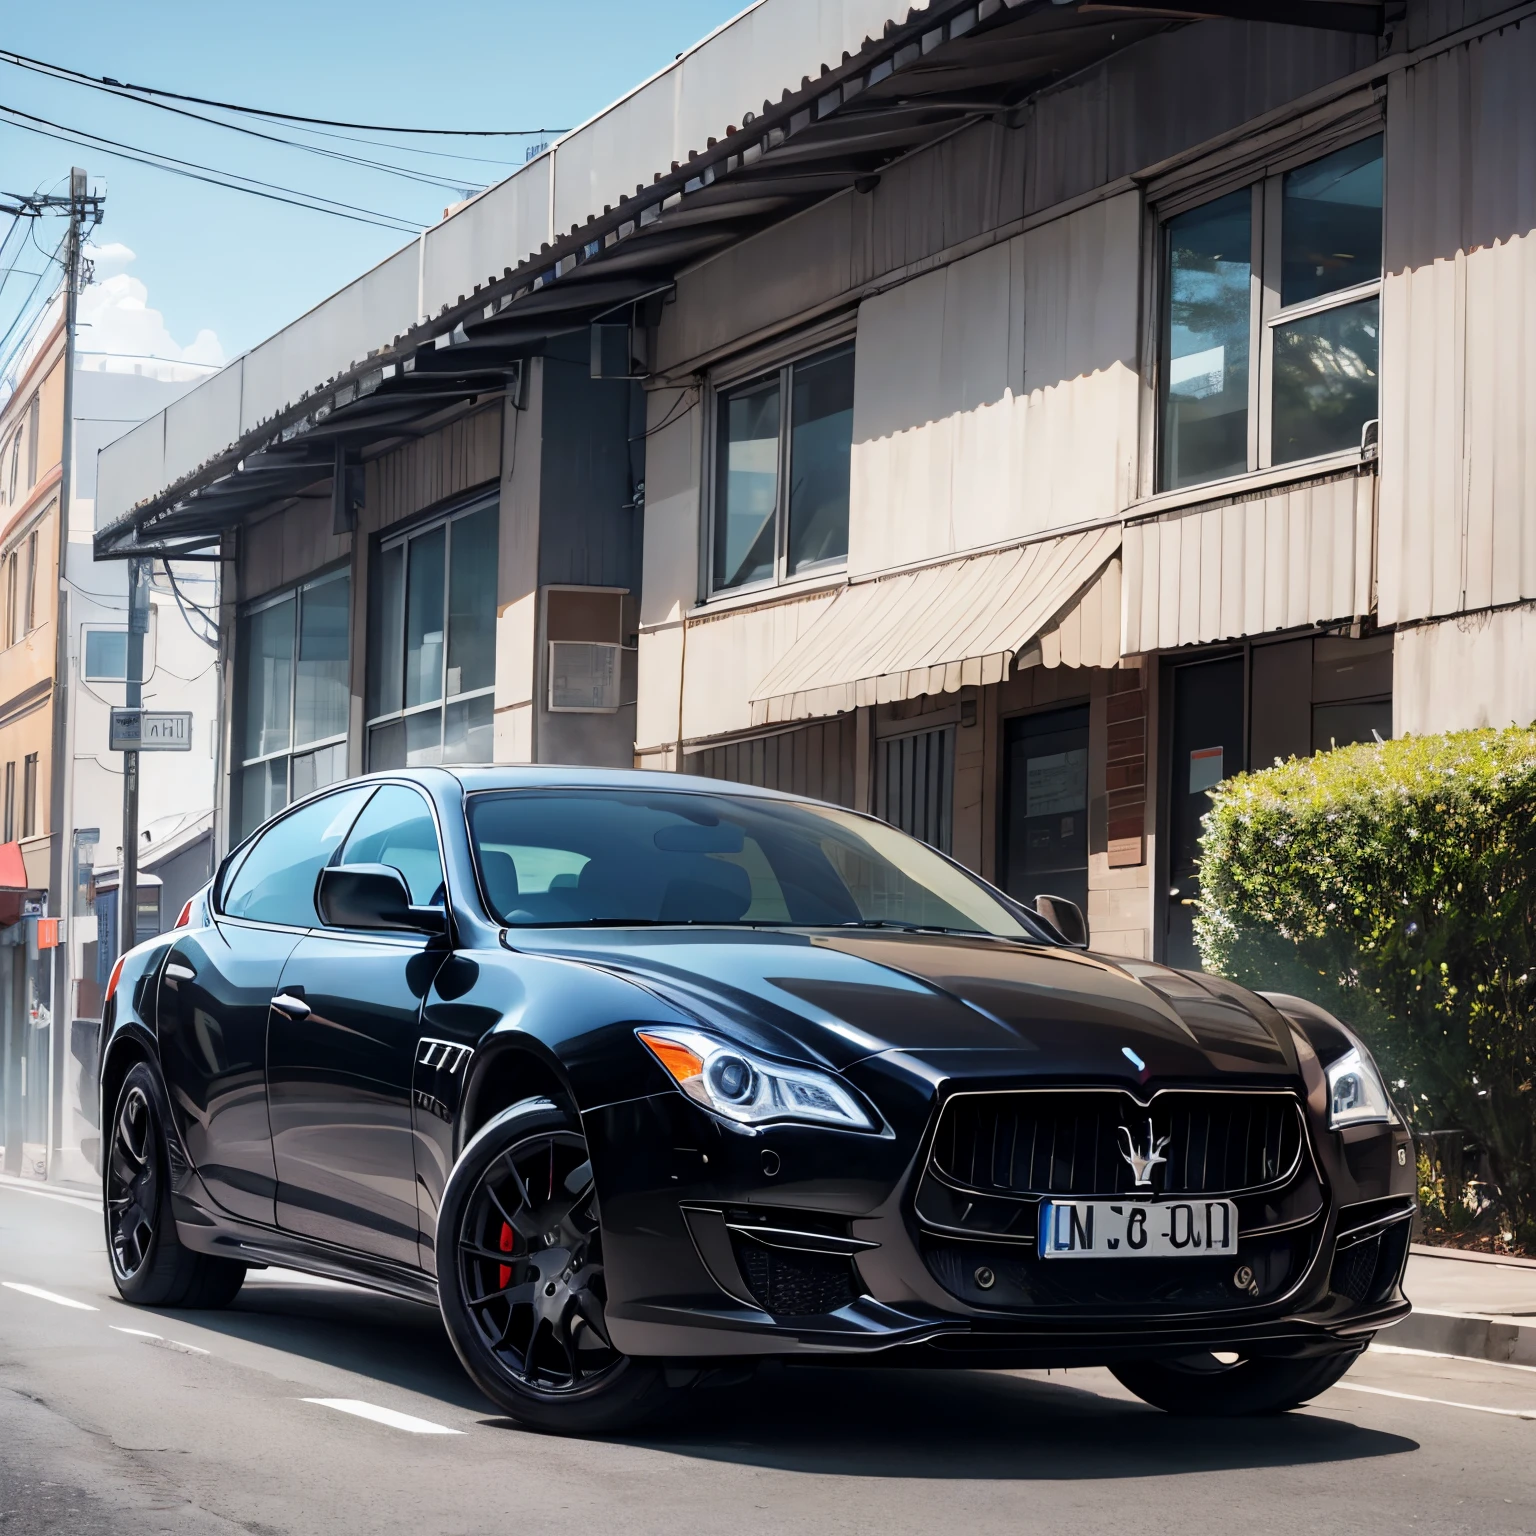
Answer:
[119,559,148,959]
[46,168,103,1180]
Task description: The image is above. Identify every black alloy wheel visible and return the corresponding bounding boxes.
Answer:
[1111,1345,1365,1415]
[105,1062,248,1309]
[437,1097,671,1433]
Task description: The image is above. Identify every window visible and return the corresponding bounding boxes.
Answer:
[4,551,16,646]
[220,785,372,927]
[25,394,39,489]
[83,628,129,681]
[22,529,37,634]
[710,343,854,594]
[1160,134,1382,492]
[336,783,445,907]
[3,761,13,842]
[22,753,38,838]
[366,500,496,769]
[235,570,350,840]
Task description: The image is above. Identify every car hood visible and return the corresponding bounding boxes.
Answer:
[505,927,1301,1088]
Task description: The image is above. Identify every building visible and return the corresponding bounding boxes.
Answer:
[0,297,218,1184]
[92,3,1536,996]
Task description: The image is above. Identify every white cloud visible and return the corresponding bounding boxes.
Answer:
[78,244,225,368]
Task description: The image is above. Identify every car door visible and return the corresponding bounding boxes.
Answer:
[267,783,450,1266]
[156,787,373,1225]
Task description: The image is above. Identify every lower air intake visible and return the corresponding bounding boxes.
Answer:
[732,1240,855,1316]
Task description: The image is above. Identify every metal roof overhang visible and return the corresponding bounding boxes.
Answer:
[95,0,1383,560]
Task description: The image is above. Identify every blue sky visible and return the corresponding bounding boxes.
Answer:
[1,1,748,364]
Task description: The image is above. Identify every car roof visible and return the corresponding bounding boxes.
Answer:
[445,763,819,805]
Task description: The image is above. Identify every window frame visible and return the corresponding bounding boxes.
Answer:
[365,494,498,771]
[234,566,352,840]
[216,777,451,934]
[704,339,856,601]
[1155,127,1385,495]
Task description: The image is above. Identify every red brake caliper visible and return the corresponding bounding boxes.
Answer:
[498,1221,515,1289]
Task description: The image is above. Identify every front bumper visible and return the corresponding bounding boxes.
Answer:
[585,1076,1416,1365]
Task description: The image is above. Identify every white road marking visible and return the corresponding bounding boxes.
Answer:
[302,1398,462,1435]
[1371,1341,1536,1374]
[111,1326,162,1339]
[2,1282,98,1311]
[109,1324,209,1355]
[1335,1381,1536,1419]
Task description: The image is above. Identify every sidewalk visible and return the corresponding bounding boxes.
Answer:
[1393,1245,1536,1366]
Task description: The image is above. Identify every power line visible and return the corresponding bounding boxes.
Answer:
[0,104,424,232]
[0,54,487,195]
[0,50,567,137]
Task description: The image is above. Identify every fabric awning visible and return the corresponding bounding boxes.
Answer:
[750,524,1122,726]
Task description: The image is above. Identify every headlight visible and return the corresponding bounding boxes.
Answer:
[1326,1043,1397,1129]
[637,1026,877,1132]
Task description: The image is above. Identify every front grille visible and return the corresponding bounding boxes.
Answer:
[930,1090,1305,1199]
[731,1239,855,1316]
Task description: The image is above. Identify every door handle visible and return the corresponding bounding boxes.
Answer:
[270,992,311,1020]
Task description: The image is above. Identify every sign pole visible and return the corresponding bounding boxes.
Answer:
[119,558,148,959]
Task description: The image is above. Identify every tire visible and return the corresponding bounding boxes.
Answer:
[1111,1344,1366,1416]
[105,1062,248,1310]
[436,1096,673,1434]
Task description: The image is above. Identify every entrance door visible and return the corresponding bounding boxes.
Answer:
[268,783,448,1265]
[1001,704,1090,917]
[1165,655,1245,970]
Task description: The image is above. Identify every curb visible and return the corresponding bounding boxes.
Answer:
[1387,1308,1536,1368]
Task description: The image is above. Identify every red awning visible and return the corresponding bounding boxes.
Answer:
[0,841,27,891]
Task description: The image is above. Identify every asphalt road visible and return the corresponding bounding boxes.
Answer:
[2,1179,1533,1536]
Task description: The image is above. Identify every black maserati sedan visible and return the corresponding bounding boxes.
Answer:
[99,767,1414,1432]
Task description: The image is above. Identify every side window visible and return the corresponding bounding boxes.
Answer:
[338,784,445,907]
[221,787,372,926]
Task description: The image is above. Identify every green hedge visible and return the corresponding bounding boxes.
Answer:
[1195,726,1536,1246]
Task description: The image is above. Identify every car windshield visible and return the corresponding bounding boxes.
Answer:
[465,787,1034,938]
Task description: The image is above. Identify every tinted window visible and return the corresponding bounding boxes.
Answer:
[467,789,1032,937]
[221,787,371,926]
[338,784,445,906]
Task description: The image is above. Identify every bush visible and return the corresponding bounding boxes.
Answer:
[1195,727,1536,1247]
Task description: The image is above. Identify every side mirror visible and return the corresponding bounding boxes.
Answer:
[317,864,446,935]
[1034,893,1089,949]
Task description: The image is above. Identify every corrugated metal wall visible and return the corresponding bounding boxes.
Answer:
[365,406,502,533]
[679,588,841,743]
[685,714,859,808]
[1022,19,1376,216]
[850,193,1140,575]
[1122,469,1373,653]
[1377,13,1536,626]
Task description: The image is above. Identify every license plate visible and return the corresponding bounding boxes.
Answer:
[1039,1199,1238,1259]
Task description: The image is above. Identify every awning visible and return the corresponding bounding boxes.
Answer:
[750,524,1121,726]
[0,841,28,891]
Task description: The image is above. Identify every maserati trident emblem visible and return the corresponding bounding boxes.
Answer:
[1118,1118,1171,1188]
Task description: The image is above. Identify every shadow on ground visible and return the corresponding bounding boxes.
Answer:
[605,1364,1419,1479]
[160,1275,1417,1480]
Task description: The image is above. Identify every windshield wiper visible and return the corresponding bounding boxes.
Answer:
[838,919,974,935]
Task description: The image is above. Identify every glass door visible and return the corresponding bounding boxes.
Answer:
[1001,704,1090,917]
[1165,655,1245,970]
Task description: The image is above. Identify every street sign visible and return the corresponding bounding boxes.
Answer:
[109,708,193,752]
